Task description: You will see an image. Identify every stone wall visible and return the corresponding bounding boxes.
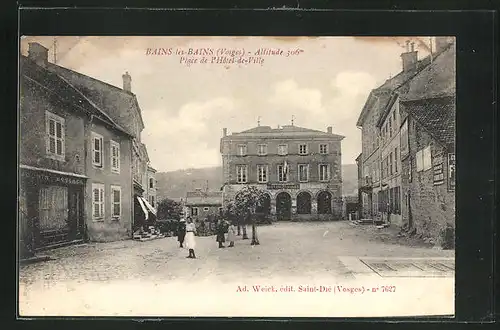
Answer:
[403,117,455,245]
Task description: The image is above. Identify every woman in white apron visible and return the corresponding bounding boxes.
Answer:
[185,217,197,258]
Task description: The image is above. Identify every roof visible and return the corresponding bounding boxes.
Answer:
[401,96,455,145]
[402,43,456,101]
[46,62,145,136]
[20,56,132,137]
[147,165,157,173]
[185,191,223,206]
[228,125,345,140]
[356,54,433,127]
[377,43,455,127]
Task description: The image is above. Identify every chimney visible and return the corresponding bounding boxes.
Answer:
[435,37,452,54]
[327,126,333,134]
[122,71,132,92]
[223,128,227,137]
[400,40,418,72]
[28,42,49,67]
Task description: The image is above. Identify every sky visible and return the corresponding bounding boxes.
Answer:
[20,36,434,173]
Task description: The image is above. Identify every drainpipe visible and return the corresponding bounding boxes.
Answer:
[84,114,95,242]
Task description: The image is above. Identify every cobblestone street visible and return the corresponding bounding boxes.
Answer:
[19,222,455,317]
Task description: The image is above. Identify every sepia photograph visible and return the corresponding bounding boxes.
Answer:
[18,36,456,317]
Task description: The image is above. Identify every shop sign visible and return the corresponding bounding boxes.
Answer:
[267,183,300,190]
[21,168,86,185]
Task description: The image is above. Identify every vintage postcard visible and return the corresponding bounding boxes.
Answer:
[18,36,455,317]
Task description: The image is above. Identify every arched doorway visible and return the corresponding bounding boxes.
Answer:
[276,192,292,220]
[296,191,312,214]
[256,193,271,215]
[317,191,332,214]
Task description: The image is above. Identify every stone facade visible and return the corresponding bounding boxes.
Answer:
[400,113,455,245]
[19,51,134,252]
[221,125,344,221]
[356,38,455,247]
[45,50,156,228]
[84,121,133,242]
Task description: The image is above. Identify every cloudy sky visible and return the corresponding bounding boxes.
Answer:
[21,36,433,172]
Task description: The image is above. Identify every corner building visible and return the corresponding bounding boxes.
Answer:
[220,125,344,221]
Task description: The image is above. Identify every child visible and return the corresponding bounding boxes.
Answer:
[227,222,237,247]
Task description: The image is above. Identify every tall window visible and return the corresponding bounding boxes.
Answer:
[416,146,432,172]
[258,144,268,155]
[150,196,155,207]
[192,207,198,216]
[389,152,393,175]
[394,147,398,173]
[298,164,309,182]
[389,118,392,137]
[149,177,154,188]
[238,144,247,156]
[110,140,120,173]
[92,183,105,220]
[319,164,330,181]
[92,132,104,168]
[111,185,121,219]
[319,144,328,154]
[45,111,65,160]
[299,144,308,155]
[236,165,248,183]
[278,144,288,155]
[277,164,288,182]
[257,165,268,183]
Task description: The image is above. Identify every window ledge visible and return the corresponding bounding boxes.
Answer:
[92,218,105,222]
[46,154,66,162]
[111,217,121,221]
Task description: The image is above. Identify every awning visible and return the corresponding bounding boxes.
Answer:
[141,197,157,216]
[137,196,149,220]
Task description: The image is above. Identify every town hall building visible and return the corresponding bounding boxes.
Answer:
[220,124,344,221]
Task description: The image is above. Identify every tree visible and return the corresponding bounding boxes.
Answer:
[157,198,182,220]
[223,199,246,238]
[234,186,267,245]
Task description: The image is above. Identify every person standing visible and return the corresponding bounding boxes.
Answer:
[185,217,197,258]
[177,219,186,248]
[216,219,227,248]
[227,222,237,247]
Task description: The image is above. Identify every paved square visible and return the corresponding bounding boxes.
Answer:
[19,222,455,317]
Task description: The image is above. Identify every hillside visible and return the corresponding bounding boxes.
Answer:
[156,164,358,201]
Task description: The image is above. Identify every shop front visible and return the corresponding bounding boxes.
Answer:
[19,165,87,254]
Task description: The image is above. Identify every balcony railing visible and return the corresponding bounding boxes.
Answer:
[360,175,373,189]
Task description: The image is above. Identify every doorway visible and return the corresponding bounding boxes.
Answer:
[317,191,332,214]
[276,192,292,220]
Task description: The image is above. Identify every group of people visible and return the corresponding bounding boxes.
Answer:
[176,217,237,259]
